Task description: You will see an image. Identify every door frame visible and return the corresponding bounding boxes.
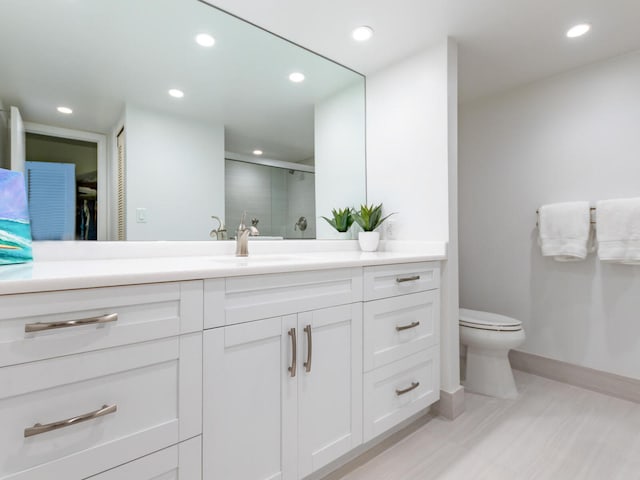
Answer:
[23,122,108,241]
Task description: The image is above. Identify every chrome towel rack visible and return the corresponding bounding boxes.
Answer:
[536,207,596,227]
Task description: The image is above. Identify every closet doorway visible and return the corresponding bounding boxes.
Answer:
[24,123,107,240]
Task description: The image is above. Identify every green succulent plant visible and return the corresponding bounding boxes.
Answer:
[353,203,395,232]
[321,207,355,233]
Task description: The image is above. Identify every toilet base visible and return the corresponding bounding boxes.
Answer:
[465,347,518,399]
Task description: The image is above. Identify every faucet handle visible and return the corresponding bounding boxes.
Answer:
[295,216,308,232]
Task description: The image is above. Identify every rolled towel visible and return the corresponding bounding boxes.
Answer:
[596,198,640,264]
[538,201,592,261]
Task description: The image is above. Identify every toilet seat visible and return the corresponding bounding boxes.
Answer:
[459,308,522,332]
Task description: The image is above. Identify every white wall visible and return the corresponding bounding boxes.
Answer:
[460,51,640,380]
[367,39,461,396]
[314,82,366,238]
[366,42,451,241]
[125,105,224,240]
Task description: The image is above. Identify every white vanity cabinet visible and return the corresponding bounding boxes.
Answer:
[87,437,202,480]
[203,270,363,480]
[0,281,203,480]
[0,253,444,480]
[362,262,441,442]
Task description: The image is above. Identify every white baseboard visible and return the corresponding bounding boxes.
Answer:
[435,386,465,420]
[509,350,640,404]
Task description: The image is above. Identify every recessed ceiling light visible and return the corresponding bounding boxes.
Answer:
[566,23,591,38]
[352,26,374,42]
[168,89,184,98]
[196,33,215,47]
[253,149,263,156]
[57,106,73,114]
[289,72,305,83]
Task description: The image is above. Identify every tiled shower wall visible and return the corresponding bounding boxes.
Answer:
[225,159,315,238]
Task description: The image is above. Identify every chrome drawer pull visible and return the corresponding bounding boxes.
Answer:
[395,382,420,396]
[396,321,420,332]
[24,404,117,438]
[25,313,118,333]
[288,328,297,377]
[303,324,313,373]
[396,275,420,283]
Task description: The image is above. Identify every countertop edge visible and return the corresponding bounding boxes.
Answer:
[0,252,447,296]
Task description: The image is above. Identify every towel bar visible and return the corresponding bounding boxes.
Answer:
[536,207,596,227]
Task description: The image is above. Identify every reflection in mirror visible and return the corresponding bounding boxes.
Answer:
[0,0,366,241]
[225,159,315,240]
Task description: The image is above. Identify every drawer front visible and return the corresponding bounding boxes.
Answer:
[0,281,203,368]
[219,268,363,326]
[0,334,202,480]
[86,436,202,480]
[363,262,440,301]
[363,346,440,442]
[364,290,440,372]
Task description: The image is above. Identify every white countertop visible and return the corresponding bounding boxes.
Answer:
[0,242,447,295]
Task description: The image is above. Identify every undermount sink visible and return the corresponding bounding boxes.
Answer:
[208,254,305,264]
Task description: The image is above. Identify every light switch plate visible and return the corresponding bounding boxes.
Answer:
[136,208,147,223]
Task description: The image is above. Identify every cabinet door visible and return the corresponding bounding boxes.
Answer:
[203,317,297,480]
[297,304,363,478]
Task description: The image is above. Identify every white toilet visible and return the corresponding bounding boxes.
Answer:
[459,308,525,399]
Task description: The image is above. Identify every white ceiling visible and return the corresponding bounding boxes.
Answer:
[207,0,640,102]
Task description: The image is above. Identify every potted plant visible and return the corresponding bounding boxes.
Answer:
[353,203,395,251]
[321,207,354,239]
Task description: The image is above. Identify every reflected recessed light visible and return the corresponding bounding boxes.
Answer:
[57,106,73,114]
[289,72,305,83]
[566,23,591,38]
[168,89,184,98]
[253,150,263,156]
[352,26,374,42]
[196,33,216,47]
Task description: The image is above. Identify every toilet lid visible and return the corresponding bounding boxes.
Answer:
[459,308,522,332]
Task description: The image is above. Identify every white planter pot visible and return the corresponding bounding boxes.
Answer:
[335,231,352,240]
[358,231,380,252]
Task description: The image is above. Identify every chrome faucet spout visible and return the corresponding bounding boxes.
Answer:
[235,211,259,256]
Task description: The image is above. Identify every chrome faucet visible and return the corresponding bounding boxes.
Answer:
[235,211,259,256]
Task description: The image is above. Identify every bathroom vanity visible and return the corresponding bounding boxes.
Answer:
[0,245,444,479]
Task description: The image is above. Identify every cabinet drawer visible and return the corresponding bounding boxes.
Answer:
[86,436,201,480]
[364,290,440,372]
[363,346,440,442]
[206,268,362,327]
[363,262,440,301]
[0,334,202,480]
[0,281,203,368]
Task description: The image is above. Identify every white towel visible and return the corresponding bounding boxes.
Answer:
[538,201,592,262]
[596,198,640,264]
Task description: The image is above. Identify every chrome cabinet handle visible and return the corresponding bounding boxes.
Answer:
[395,382,420,396]
[25,313,118,333]
[396,275,420,283]
[303,325,312,373]
[24,404,117,438]
[396,321,420,332]
[288,328,297,377]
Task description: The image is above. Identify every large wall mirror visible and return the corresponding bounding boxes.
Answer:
[0,0,366,241]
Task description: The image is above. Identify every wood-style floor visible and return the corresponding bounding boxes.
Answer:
[339,371,640,480]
